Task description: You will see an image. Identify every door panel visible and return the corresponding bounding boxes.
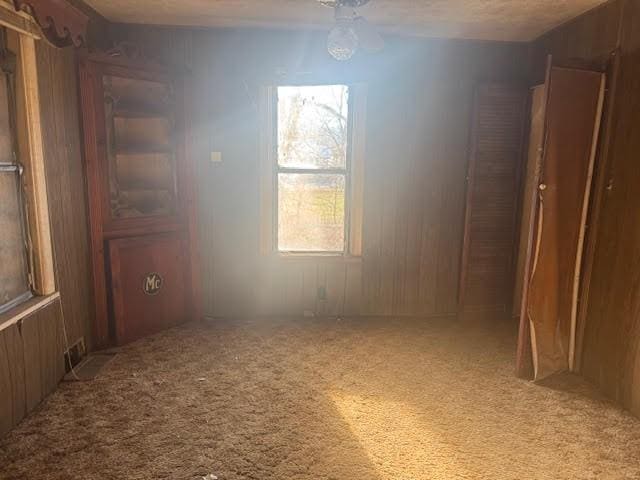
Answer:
[458,84,527,316]
[527,67,605,380]
[109,232,190,345]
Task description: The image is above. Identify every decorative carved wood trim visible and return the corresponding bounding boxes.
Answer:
[13,0,87,47]
[0,0,41,39]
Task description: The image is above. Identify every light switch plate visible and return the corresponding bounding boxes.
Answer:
[210,151,222,163]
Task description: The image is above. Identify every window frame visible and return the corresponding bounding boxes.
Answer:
[261,83,366,259]
[0,162,33,314]
[0,9,57,331]
[273,84,353,255]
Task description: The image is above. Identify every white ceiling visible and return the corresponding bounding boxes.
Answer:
[86,0,608,42]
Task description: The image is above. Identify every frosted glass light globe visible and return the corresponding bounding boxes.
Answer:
[327,23,359,61]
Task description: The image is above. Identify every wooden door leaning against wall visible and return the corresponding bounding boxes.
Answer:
[515,66,605,380]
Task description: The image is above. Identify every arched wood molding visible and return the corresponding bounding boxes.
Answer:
[13,0,87,47]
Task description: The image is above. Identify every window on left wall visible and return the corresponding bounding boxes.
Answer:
[0,24,56,320]
[0,28,32,314]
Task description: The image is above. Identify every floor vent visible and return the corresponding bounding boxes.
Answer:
[64,338,86,373]
[64,353,116,382]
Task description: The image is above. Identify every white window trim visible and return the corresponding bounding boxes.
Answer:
[0,2,56,329]
[259,83,366,258]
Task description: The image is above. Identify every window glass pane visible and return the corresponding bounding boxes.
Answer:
[0,171,31,312]
[277,85,349,170]
[278,173,345,252]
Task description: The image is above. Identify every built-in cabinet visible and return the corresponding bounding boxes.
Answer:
[79,49,200,347]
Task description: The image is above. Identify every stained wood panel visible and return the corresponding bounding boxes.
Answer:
[578,0,640,414]
[531,0,623,83]
[109,233,190,344]
[0,299,65,437]
[0,323,23,435]
[532,0,640,415]
[514,84,547,378]
[36,40,93,347]
[527,67,604,380]
[110,24,529,319]
[513,85,546,318]
[1,39,93,437]
[459,84,526,314]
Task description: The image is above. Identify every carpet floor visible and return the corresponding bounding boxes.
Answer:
[1,317,639,480]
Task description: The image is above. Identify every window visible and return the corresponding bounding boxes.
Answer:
[0,29,32,314]
[261,83,366,257]
[0,23,55,322]
[264,85,359,254]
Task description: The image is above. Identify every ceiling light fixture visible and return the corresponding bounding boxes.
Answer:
[327,10,359,60]
[318,0,385,61]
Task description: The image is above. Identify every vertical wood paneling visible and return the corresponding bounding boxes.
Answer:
[531,0,623,82]
[1,40,93,437]
[110,25,529,320]
[580,0,640,414]
[0,299,65,437]
[532,0,640,416]
[36,41,92,347]
[0,324,23,435]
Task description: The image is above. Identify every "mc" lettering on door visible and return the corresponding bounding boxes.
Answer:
[143,272,163,296]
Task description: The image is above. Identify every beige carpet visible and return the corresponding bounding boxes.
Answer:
[1,317,639,480]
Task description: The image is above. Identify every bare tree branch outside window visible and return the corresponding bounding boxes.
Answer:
[276,85,350,252]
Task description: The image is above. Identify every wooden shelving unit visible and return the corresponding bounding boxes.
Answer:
[104,75,176,219]
[79,49,200,347]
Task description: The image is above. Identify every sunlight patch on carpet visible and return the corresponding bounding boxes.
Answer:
[329,390,472,479]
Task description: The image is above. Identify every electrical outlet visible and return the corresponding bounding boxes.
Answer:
[317,286,327,301]
[210,151,222,163]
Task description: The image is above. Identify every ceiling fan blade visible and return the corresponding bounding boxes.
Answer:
[353,16,385,53]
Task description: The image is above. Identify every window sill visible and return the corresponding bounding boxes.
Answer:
[271,252,363,264]
[0,292,60,334]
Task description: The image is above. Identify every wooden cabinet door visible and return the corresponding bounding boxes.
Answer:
[109,232,191,345]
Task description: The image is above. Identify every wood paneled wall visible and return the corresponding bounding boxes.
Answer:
[531,0,623,82]
[0,40,92,438]
[110,24,529,319]
[0,300,65,436]
[36,39,93,348]
[533,0,640,416]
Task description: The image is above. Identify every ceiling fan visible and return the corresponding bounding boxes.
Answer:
[317,0,385,60]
